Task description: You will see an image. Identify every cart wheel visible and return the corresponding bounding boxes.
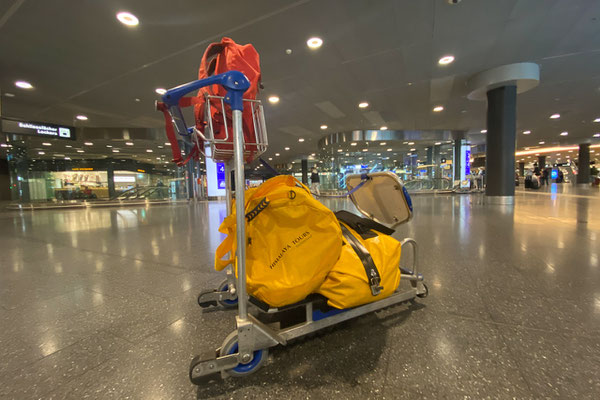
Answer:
[220,331,268,377]
[416,283,429,298]
[197,289,218,308]
[217,280,238,308]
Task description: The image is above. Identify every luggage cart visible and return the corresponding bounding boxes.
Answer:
[157,70,428,384]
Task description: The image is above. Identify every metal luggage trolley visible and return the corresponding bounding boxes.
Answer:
[158,71,428,384]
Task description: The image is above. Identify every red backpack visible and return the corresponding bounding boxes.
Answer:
[158,37,261,165]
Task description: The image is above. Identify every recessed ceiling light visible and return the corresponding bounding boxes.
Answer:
[76,115,88,121]
[268,95,280,104]
[350,142,357,146]
[320,125,328,130]
[284,147,290,151]
[106,145,113,148]
[594,133,600,138]
[298,138,305,142]
[438,55,455,65]
[268,157,273,160]
[380,126,388,130]
[539,141,545,144]
[116,11,139,27]
[387,148,392,151]
[594,118,600,123]
[480,129,487,133]
[4,93,15,97]
[376,153,381,156]
[112,149,120,153]
[410,148,416,151]
[434,142,442,145]
[38,151,45,155]
[358,102,369,108]
[126,142,134,146]
[155,88,167,95]
[550,113,560,119]
[84,142,93,146]
[64,157,71,160]
[523,130,531,135]
[362,149,368,152]
[65,145,72,148]
[15,80,33,89]
[306,37,323,49]
[77,150,84,153]
[275,153,280,156]
[165,142,171,146]
[408,142,414,145]
[560,131,568,136]
[42,142,51,146]
[146,149,153,152]
[433,106,444,112]
[337,149,343,152]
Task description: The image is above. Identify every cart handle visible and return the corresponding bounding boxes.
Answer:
[156,71,251,140]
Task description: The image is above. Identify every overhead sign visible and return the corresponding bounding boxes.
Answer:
[216,163,226,190]
[1,119,75,140]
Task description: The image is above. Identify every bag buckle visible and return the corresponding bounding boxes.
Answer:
[369,274,383,296]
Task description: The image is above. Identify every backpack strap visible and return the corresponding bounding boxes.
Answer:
[335,210,395,236]
[339,223,383,296]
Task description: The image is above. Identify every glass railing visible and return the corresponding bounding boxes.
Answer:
[404,178,453,192]
[112,186,171,200]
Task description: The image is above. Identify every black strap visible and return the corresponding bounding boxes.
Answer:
[245,197,269,222]
[339,224,383,296]
[335,210,395,237]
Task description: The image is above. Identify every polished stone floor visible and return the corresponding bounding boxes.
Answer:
[1,185,599,399]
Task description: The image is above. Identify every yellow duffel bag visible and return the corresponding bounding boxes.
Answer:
[318,211,402,309]
[215,175,342,307]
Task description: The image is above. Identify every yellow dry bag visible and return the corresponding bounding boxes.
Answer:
[318,211,402,309]
[215,175,342,307]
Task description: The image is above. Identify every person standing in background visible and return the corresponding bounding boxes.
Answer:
[310,167,320,196]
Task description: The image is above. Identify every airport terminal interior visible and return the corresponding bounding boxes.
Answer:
[1,1,599,399]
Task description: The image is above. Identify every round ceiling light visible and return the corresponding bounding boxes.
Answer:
[380,126,388,130]
[155,88,167,95]
[76,115,88,121]
[116,11,139,27]
[358,102,369,108]
[4,93,15,97]
[275,153,280,156]
[433,106,444,112]
[126,142,134,146]
[15,80,33,89]
[523,130,531,135]
[480,129,487,133]
[549,113,560,119]
[306,37,323,49]
[560,131,568,136]
[146,149,153,153]
[268,95,280,104]
[298,138,305,142]
[320,125,328,130]
[350,142,357,146]
[438,55,455,65]
[284,147,290,151]
[593,133,600,137]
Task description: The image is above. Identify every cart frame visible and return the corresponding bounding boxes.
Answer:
[157,70,427,383]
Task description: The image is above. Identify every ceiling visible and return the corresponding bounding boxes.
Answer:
[1,0,600,165]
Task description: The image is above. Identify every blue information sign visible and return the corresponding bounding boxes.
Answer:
[465,149,471,176]
[216,163,226,190]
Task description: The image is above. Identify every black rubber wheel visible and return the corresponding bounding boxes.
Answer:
[416,283,429,298]
[197,289,218,308]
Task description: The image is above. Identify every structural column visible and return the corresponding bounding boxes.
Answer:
[485,85,517,200]
[425,147,433,178]
[537,155,546,169]
[107,159,115,199]
[518,162,525,177]
[453,139,462,182]
[467,62,540,204]
[576,143,590,184]
[301,159,308,185]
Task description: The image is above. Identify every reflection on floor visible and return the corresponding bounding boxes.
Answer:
[0,188,599,399]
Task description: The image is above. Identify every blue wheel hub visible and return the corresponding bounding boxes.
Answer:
[226,342,264,373]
